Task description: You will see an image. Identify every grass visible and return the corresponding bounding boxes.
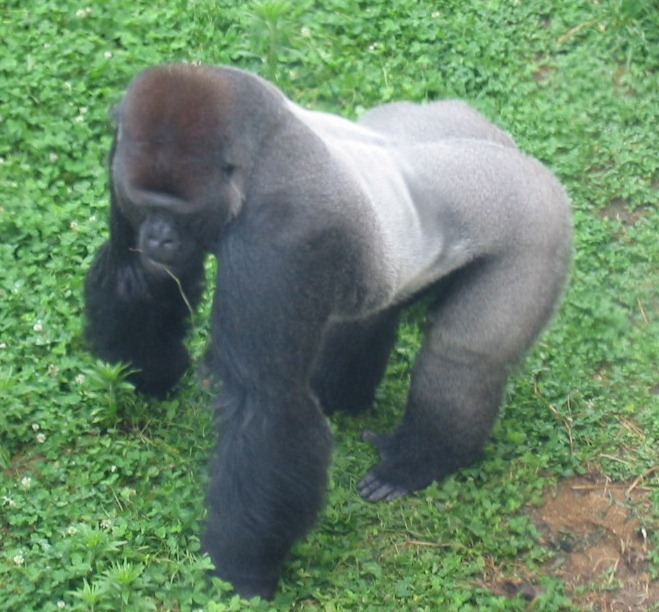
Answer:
[1,0,657,609]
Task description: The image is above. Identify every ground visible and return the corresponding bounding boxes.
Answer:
[485,474,658,610]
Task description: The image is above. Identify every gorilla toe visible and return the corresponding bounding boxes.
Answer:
[357,470,409,502]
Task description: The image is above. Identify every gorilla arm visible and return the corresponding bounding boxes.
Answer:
[84,169,206,399]
[201,179,379,597]
[84,64,273,399]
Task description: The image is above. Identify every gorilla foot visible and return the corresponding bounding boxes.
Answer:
[361,430,391,455]
[358,429,433,502]
[357,469,409,502]
[210,566,277,601]
[359,430,406,501]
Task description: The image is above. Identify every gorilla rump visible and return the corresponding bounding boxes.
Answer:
[84,63,571,599]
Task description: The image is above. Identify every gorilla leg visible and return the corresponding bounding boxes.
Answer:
[311,311,399,415]
[359,253,566,502]
[358,346,507,501]
[203,384,332,599]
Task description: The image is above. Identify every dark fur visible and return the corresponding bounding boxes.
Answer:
[85,64,571,599]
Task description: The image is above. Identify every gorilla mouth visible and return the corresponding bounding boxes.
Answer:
[141,252,176,276]
[141,248,200,280]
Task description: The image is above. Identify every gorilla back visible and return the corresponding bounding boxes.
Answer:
[84,63,571,599]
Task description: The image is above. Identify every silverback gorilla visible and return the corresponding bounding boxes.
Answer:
[84,63,571,599]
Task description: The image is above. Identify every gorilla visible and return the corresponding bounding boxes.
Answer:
[84,63,571,599]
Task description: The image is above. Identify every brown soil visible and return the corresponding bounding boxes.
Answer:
[599,200,652,226]
[488,475,658,610]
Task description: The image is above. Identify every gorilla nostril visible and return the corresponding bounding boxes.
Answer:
[146,236,174,252]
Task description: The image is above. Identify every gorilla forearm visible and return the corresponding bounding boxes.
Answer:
[84,240,204,398]
[204,382,332,599]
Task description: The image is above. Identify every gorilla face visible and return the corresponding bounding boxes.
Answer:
[110,152,239,278]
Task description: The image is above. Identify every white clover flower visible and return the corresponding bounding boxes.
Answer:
[70,221,79,231]
[32,423,40,431]
[66,525,78,536]
[104,51,113,59]
[57,602,66,609]
[75,373,86,385]
[48,364,60,377]
[33,321,44,333]
[21,477,32,489]
[14,553,25,565]
[0,342,6,349]
[101,518,112,529]
[2,496,17,508]
[75,7,92,18]
[37,433,46,444]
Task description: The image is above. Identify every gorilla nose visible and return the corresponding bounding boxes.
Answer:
[146,234,177,252]
[140,218,181,264]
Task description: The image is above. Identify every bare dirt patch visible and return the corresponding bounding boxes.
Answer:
[535,475,658,610]
[483,474,658,609]
[599,199,651,226]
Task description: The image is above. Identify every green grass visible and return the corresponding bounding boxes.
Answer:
[1,0,657,610]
